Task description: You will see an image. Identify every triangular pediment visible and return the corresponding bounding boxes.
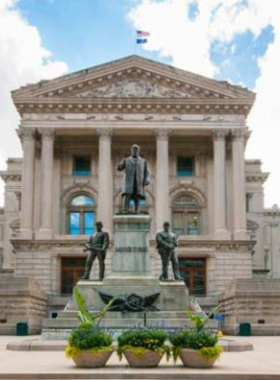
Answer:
[12,55,255,102]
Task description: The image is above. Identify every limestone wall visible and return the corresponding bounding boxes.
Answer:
[0,274,47,334]
[220,278,280,335]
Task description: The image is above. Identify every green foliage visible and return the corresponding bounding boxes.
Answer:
[117,328,170,361]
[74,286,115,328]
[169,329,219,362]
[65,345,113,359]
[199,346,223,361]
[68,327,113,351]
[185,304,221,333]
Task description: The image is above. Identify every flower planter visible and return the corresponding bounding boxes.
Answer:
[179,348,217,368]
[72,349,113,368]
[123,349,164,368]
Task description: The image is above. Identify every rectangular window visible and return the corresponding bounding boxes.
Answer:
[84,212,95,235]
[73,156,91,176]
[177,156,194,177]
[69,212,80,235]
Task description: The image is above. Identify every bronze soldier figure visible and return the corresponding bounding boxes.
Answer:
[117,144,150,213]
[156,222,182,281]
[81,221,109,281]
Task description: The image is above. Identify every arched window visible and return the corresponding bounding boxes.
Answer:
[172,194,200,236]
[68,195,96,235]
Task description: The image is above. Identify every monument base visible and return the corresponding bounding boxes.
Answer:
[73,277,189,312]
[41,279,192,338]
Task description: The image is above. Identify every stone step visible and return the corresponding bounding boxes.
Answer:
[0,323,15,335]
[43,317,218,330]
[57,310,192,318]
[0,372,272,379]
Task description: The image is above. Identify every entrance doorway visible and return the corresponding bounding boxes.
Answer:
[61,257,86,295]
[178,258,206,296]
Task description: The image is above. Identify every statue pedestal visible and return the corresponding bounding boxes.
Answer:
[111,214,151,276]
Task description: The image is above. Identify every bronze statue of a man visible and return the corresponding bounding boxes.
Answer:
[156,222,182,281]
[117,144,150,213]
[81,221,109,281]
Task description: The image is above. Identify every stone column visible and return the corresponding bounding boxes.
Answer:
[37,128,55,239]
[18,128,36,239]
[96,128,113,234]
[212,130,230,239]
[154,129,171,232]
[231,129,248,240]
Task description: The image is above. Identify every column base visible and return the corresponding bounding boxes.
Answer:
[35,229,52,240]
[213,229,231,240]
[234,229,250,240]
[19,228,33,240]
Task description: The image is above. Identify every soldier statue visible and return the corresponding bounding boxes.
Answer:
[81,221,109,281]
[156,222,182,281]
[117,144,150,213]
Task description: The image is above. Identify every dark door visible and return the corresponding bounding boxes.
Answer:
[178,258,206,296]
[61,257,86,295]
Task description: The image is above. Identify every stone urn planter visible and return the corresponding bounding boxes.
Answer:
[72,349,114,368]
[123,349,164,368]
[179,348,216,368]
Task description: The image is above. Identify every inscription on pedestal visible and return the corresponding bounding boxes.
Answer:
[112,214,151,275]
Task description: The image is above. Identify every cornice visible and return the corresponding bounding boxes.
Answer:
[11,238,255,252]
[14,97,253,116]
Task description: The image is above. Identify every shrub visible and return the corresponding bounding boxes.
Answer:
[170,330,218,350]
[169,329,221,362]
[65,327,113,358]
[199,346,223,361]
[117,328,170,360]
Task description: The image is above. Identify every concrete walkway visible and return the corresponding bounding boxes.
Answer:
[0,336,279,379]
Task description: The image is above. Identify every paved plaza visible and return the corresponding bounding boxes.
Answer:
[0,336,279,379]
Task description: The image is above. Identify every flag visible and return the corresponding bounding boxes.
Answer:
[136,30,150,44]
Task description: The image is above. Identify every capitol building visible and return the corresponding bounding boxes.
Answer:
[1,55,280,321]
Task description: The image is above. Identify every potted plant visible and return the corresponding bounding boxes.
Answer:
[117,328,170,368]
[65,287,115,368]
[169,306,223,368]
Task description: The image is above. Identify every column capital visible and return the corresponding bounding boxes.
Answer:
[96,128,113,137]
[212,129,230,140]
[153,128,172,140]
[17,127,36,141]
[231,128,249,140]
[38,128,55,140]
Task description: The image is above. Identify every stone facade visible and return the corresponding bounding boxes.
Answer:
[220,279,280,335]
[0,55,279,313]
[0,274,47,334]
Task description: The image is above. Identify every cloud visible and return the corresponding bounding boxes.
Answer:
[0,0,68,206]
[129,0,280,207]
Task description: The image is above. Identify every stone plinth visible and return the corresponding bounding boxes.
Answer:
[111,214,151,275]
[220,278,280,335]
[0,273,47,335]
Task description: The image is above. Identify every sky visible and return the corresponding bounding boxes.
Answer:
[0,0,279,208]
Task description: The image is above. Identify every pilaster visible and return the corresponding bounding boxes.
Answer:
[231,129,249,240]
[154,129,171,231]
[17,128,36,239]
[36,128,55,239]
[212,130,230,239]
[96,128,113,234]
